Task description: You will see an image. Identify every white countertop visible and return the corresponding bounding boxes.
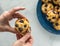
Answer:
[0,0,60,46]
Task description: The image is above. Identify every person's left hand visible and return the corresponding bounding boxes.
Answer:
[0,7,26,33]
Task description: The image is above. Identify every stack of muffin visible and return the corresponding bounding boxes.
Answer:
[41,0,60,30]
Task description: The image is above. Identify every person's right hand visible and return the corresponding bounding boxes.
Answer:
[13,33,33,46]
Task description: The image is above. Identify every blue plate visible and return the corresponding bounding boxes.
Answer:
[37,0,60,34]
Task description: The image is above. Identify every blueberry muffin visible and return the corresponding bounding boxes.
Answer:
[15,18,31,36]
[47,10,58,23]
[54,6,60,15]
[41,3,54,14]
[54,6,59,12]
[58,7,60,15]
[53,18,60,30]
[53,0,60,5]
[58,7,60,12]
[42,0,52,3]
[55,6,60,12]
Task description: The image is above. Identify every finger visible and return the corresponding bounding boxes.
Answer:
[25,36,33,43]
[16,34,22,40]
[7,27,18,33]
[13,12,29,22]
[19,33,31,43]
[26,37,33,46]
[9,7,25,15]
[0,25,6,32]
[0,7,25,20]
[16,34,20,40]
[28,37,33,44]
[13,12,26,18]
[26,39,33,46]
[4,25,18,33]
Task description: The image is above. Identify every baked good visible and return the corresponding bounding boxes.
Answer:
[47,10,58,23]
[53,18,60,30]
[42,0,52,3]
[53,0,60,6]
[15,18,31,36]
[47,3,54,12]
[41,3,54,14]
[41,0,60,30]
[54,6,60,15]
[54,6,59,12]
[58,7,60,15]
[55,6,60,12]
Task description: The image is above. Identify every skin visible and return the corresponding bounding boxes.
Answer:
[13,33,33,46]
[0,7,33,46]
[0,7,26,33]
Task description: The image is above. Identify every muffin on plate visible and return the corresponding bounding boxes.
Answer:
[42,0,52,3]
[53,0,60,6]
[41,3,54,14]
[47,10,58,23]
[53,18,60,30]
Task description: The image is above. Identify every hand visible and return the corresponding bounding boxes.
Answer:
[13,33,33,46]
[0,7,26,33]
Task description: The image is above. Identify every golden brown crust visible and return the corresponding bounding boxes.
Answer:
[53,0,60,6]
[15,18,31,36]
[53,19,60,30]
[41,3,54,14]
[47,10,58,23]
[42,0,52,3]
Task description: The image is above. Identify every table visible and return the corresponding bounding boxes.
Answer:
[0,0,60,46]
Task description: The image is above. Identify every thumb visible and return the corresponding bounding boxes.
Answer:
[4,25,18,33]
[18,33,31,43]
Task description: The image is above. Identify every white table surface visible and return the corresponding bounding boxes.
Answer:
[0,0,60,46]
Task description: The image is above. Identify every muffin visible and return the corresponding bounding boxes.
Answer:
[15,18,31,36]
[47,10,58,23]
[53,18,60,30]
[53,0,60,6]
[41,3,54,14]
[42,0,52,3]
